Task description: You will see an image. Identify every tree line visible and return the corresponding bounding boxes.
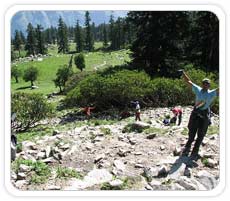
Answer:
[12,11,219,77]
[12,11,134,58]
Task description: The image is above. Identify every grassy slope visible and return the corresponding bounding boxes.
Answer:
[11,42,131,95]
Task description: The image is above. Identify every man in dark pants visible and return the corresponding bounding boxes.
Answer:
[181,71,219,161]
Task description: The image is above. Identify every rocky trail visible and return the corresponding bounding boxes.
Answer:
[11,106,220,191]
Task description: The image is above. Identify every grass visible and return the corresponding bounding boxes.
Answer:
[207,125,219,135]
[144,127,168,135]
[100,176,142,190]
[56,166,83,180]
[16,125,53,143]
[11,42,131,95]
[100,127,111,136]
[12,158,51,184]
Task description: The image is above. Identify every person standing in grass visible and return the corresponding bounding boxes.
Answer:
[181,70,219,161]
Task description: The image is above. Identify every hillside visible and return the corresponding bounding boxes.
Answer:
[11,43,131,95]
[11,106,219,191]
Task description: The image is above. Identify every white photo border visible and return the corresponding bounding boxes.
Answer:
[5,4,226,197]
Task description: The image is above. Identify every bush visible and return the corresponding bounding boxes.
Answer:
[65,70,152,109]
[74,53,85,72]
[65,68,219,113]
[12,159,51,184]
[53,65,73,93]
[11,66,22,83]
[65,71,93,93]
[11,92,53,131]
[23,66,39,87]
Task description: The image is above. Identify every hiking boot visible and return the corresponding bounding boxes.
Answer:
[190,153,200,161]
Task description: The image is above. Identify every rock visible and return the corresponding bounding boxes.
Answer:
[85,143,94,151]
[15,180,28,188]
[157,165,168,177]
[22,141,36,150]
[133,152,142,156]
[46,185,61,190]
[114,160,126,172]
[93,136,105,143]
[160,145,166,151]
[11,171,17,180]
[45,146,52,158]
[36,151,46,160]
[173,147,181,156]
[60,143,70,150]
[171,183,185,190]
[128,137,137,145]
[146,133,157,139]
[118,135,126,141]
[117,148,130,157]
[145,184,153,190]
[17,172,27,180]
[177,176,197,190]
[150,179,162,187]
[42,157,55,164]
[196,170,218,190]
[19,164,31,172]
[142,167,158,181]
[94,153,106,163]
[135,163,144,168]
[68,145,78,155]
[109,179,123,187]
[201,137,209,146]
[84,168,113,186]
[206,158,218,168]
[209,134,218,140]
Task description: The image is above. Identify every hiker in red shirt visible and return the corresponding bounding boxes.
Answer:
[170,107,183,126]
[82,106,95,117]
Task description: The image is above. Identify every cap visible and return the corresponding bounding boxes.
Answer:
[202,78,211,84]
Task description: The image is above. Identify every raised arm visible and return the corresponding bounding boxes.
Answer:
[182,71,193,88]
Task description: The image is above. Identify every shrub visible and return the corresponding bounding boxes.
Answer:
[74,53,85,72]
[65,70,152,109]
[53,65,73,93]
[11,92,53,131]
[23,66,38,87]
[11,66,22,83]
[65,68,219,113]
[56,166,83,179]
[65,71,93,93]
[12,159,51,184]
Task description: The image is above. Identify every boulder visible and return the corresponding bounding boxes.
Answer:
[196,170,218,190]
[114,160,126,172]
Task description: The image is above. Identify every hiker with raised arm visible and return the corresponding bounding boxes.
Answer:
[180,70,219,161]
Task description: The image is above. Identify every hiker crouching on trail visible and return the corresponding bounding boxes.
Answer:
[181,71,219,161]
[170,107,183,126]
[82,106,95,118]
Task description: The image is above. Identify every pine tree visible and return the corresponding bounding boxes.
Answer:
[109,14,117,50]
[75,20,83,52]
[85,11,94,51]
[103,23,108,47]
[19,31,26,44]
[35,24,47,55]
[25,23,37,56]
[57,17,69,53]
[14,30,23,57]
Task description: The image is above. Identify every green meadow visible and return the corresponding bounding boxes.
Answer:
[11,42,131,95]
